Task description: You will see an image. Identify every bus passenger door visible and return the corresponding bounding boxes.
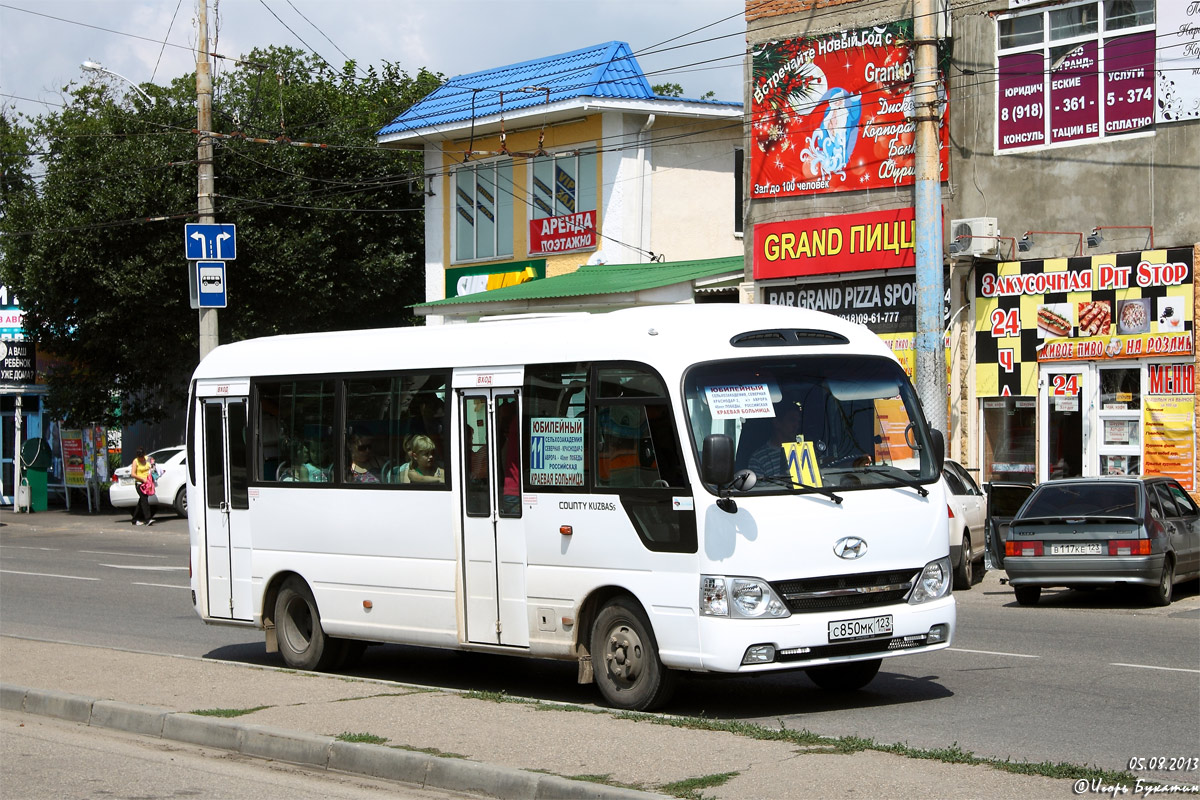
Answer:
[201,397,252,621]
[459,389,529,647]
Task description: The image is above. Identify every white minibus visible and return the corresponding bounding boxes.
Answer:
[186,304,954,710]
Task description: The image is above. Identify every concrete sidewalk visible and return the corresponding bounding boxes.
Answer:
[0,637,1075,799]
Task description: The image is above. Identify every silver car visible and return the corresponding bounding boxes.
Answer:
[1004,476,1200,606]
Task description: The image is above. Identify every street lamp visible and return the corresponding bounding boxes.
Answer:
[81,61,155,106]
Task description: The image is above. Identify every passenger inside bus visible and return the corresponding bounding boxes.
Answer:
[395,434,444,484]
[281,441,325,482]
[348,434,381,483]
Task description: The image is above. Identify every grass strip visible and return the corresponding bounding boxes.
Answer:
[189,706,269,718]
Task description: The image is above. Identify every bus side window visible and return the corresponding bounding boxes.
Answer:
[595,365,684,490]
[254,379,336,483]
[524,363,590,491]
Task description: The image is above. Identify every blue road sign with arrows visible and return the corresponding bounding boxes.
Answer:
[185,223,237,260]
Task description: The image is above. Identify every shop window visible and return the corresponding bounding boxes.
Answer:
[530,152,596,220]
[1098,366,1140,476]
[454,160,514,263]
[981,397,1037,483]
[996,0,1155,152]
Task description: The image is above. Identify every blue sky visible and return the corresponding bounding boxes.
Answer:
[1,0,746,121]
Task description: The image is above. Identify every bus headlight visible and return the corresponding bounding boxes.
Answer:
[701,576,790,618]
[908,556,952,604]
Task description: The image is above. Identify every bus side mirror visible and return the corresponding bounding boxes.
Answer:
[702,434,735,486]
[929,428,945,467]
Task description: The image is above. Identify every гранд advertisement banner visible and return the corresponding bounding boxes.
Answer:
[750,22,949,198]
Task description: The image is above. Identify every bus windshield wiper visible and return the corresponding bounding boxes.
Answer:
[757,473,843,504]
[856,465,929,497]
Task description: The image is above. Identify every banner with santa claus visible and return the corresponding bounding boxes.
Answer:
[750,22,950,199]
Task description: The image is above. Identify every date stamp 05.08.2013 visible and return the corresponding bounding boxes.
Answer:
[1072,757,1199,797]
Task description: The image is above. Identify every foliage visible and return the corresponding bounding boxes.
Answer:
[652,82,717,101]
[0,48,442,425]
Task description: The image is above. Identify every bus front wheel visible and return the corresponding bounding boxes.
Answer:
[275,577,343,671]
[590,598,675,711]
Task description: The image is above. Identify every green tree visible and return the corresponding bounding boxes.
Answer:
[0,48,442,426]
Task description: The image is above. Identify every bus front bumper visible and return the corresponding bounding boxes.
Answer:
[690,596,955,673]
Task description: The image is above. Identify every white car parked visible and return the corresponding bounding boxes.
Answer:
[109,446,188,517]
[943,459,988,589]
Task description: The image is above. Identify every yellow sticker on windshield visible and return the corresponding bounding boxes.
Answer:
[783,442,822,488]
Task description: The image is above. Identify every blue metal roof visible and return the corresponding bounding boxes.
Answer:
[378,41,736,137]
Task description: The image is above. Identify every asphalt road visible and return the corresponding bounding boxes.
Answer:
[2,508,1198,782]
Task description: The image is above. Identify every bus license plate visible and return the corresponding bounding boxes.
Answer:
[1050,543,1102,555]
[828,614,893,642]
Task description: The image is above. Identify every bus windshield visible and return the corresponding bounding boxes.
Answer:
[684,355,939,494]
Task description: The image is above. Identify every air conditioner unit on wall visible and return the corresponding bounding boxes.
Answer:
[950,217,999,256]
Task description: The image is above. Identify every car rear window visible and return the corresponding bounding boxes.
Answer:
[1020,483,1139,518]
[990,485,1031,516]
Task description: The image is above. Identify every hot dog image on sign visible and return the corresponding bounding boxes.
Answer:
[1036,303,1073,338]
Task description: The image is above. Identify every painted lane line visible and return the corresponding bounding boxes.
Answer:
[1110,662,1200,674]
[131,582,189,589]
[82,550,170,559]
[0,545,60,551]
[0,569,98,581]
[99,564,188,571]
[946,647,1040,658]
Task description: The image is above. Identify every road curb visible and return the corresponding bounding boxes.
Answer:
[2,683,668,799]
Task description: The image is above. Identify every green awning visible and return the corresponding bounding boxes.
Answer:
[417,256,743,310]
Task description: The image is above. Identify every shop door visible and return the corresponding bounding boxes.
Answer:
[201,397,253,621]
[1039,367,1091,483]
[458,389,529,648]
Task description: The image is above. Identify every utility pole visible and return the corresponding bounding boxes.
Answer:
[913,0,946,434]
[196,0,218,359]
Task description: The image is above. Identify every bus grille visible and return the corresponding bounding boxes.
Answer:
[771,569,919,613]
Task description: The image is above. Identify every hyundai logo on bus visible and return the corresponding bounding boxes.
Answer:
[833,536,868,559]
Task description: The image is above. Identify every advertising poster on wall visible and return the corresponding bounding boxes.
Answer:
[1157,0,1200,123]
[750,22,949,198]
[528,211,596,256]
[1144,394,1195,491]
[61,429,86,487]
[974,249,1195,397]
[445,259,545,299]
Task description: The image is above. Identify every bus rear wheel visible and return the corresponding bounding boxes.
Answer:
[591,598,675,711]
[275,577,343,671]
